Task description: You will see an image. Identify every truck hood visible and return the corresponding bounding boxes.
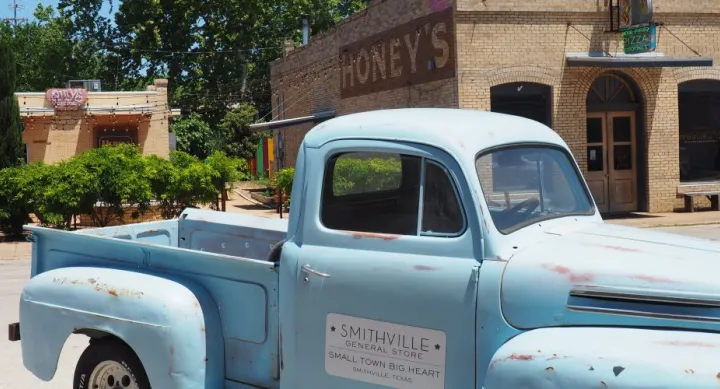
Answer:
[500,222,720,332]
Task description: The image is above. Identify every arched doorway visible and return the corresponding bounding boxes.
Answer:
[585,72,642,214]
[490,82,553,127]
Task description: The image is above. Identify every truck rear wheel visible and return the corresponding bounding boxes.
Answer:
[74,339,151,389]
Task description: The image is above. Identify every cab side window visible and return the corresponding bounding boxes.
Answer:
[320,151,465,237]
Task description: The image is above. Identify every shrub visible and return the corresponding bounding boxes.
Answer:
[146,151,218,219]
[205,150,248,211]
[273,167,295,197]
[72,144,153,227]
[0,167,31,236]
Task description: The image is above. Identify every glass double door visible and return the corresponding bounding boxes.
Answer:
[585,111,638,214]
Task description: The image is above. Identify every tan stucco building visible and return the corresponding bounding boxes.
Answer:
[266,0,720,213]
[16,79,180,164]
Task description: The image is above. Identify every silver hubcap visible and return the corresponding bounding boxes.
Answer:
[89,361,139,389]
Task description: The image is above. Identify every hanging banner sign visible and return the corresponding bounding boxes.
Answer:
[622,24,657,54]
[619,0,654,30]
[46,88,88,111]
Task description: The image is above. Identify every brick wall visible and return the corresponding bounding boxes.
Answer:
[271,0,720,213]
[270,0,458,168]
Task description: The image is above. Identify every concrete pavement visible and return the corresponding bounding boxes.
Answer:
[0,259,87,388]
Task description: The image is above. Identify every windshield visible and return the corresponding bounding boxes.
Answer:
[475,145,595,234]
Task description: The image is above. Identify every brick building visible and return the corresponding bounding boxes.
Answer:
[265,0,720,213]
[16,79,180,164]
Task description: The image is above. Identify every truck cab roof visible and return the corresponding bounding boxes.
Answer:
[302,108,568,157]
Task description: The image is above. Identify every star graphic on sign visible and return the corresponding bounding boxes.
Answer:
[435,344,441,350]
[330,326,336,332]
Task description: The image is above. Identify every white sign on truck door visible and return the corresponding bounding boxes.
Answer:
[325,313,447,389]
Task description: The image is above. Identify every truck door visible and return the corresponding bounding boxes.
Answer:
[279,140,482,389]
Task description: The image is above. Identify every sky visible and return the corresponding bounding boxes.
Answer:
[2,0,113,21]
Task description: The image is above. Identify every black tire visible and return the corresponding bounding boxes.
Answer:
[73,338,151,389]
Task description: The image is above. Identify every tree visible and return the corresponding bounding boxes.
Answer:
[0,39,23,169]
[171,113,220,159]
[218,103,269,160]
[205,151,248,211]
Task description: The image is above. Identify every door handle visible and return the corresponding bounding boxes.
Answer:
[301,264,331,279]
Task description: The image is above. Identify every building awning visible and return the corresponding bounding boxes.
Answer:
[565,52,713,68]
[249,109,336,132]
[19,104,158,116]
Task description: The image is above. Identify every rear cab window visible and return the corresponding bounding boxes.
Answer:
[320,151,465,237]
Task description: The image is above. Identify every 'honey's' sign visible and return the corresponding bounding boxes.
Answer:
[339,8,455,99]
[46,88,88,111]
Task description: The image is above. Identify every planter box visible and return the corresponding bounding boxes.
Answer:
[249,188,289,205]
[248,188,278,205]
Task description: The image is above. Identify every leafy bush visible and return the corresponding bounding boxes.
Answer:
[332,157,402,196]
[0,166,31,235]
[72,144,153,227]
[205,150,248,210]
[24,159,96,229]
[146,151,219,219]
[0,144,251,230]
[273,167,295,196]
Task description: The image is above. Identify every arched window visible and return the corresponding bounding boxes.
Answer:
[586,73,637,110]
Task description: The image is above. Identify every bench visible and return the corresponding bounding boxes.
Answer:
[683,191,720,212]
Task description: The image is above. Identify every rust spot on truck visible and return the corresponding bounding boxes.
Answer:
[349,231,399,240]
[628,274,676,284]
[107,289,119,297]
[489,353,536,370]
[541,264,595,283]
[507,354,534,361]
[602,245,640,253]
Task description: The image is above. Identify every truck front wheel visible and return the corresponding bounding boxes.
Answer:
[74,338,151,389]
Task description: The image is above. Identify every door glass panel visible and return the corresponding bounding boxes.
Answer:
[613,145,632,170]
[613,117,632,142]
[587,146,604,171]
[587,118,603,143]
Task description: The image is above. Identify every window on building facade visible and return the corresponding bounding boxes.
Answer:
[95,127,139,148]
[491,82,553,192]
[678,80,720,183]
[321,151,465,237]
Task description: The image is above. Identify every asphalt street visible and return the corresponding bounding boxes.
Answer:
[0,224,718,388]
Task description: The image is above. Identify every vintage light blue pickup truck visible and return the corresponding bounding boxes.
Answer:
[9,108,720,389]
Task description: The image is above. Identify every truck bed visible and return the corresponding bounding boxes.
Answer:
[23,208,288,388]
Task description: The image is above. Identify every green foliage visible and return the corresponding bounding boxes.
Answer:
[0,40,22,170]
[172,113,219,159]
[41,159,99,228]
[218,103,269,160]
[0,145,251,230]
[146,151,224,219]
[273,168,295,197]
[72,144,153,227]
[0,167,31,235]
[332,157,402,196]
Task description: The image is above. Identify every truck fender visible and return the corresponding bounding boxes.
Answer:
[19,266,224,389]
[484,326,720,389]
